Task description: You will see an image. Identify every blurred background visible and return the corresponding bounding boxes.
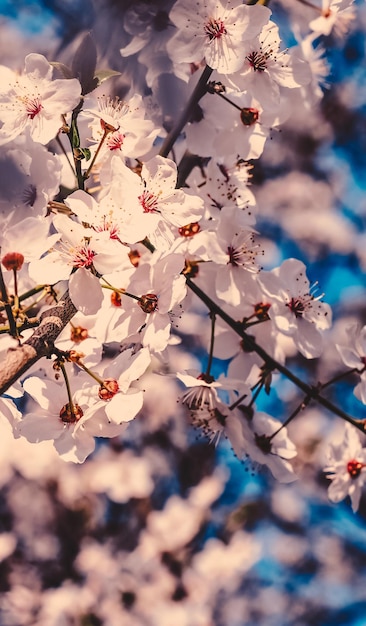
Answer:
[1,1,366,624]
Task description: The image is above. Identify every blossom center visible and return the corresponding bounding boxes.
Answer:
[93,217,120,240]
[347,459,365,479]
[227,233,261,271]
[106,131,125,151]
[246,50,269,72]
[22,96,43,119]
[322,8,332,18]
[138,190,159,213]
[204,17,227,41]
[71,244,96,269]
[111,291,122,307]
[255,433,272,454]
[287,297,306,318]
[22,184,37,207]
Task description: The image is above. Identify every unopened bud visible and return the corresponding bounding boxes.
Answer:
[2,252,24,271]
[178,222,201,238]
[138,293,159,314]
[60,402,83,423]
[98,378,119,400]
[240,107,259,126]
[111,291,122,307]
[70,326,89,343]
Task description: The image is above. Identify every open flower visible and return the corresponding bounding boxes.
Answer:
[324,422,366,512]
[167,0,270,74]
[83,93,159,162]
[104,156,204,249]
[227,21,311,108]
[337,325,366,404]
[309,0,356,38]
[0,54,81,145]
[19,377,117,463]
[258,258,332,358]
[233,410,297,483]
[28,214,130,315]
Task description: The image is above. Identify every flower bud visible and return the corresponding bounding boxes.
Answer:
[59,403,83,423]
[98,378,119,401]
[2,252,24,271]
[138,293,159,314]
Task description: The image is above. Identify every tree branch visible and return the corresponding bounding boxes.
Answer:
[186,277,366,434]
[0,290,76,395]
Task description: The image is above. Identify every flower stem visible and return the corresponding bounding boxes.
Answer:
[215,90,242,112]
[319,367,362,390]
[269,395,311,441]
[84,127,110,179]
[59,361,75,414]
[0,256,18,339]
[74,360,105,385]
[205,312,216,378]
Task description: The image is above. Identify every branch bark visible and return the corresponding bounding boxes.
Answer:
[0,290,76,395]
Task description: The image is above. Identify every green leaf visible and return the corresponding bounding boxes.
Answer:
[79,148,91,161]
[94,69,122,86]
[49,62,74,79]
[71,33,99,95]
[71,120,80,149]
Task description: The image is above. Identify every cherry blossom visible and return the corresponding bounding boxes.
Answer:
[337,325,366,403]
[83,93,159,162]
[109,252,187,353]
[258,258,332,358]
[0,53,81,145]
[167,0,270,74]
[0,133,62,225]
[232,410,298,483]
[324,423,366,512]
[75,346,150,425]
[19,376,128,463]
[227,21,311,108]
[28,214,130,314]
[204,207,263,306]
[103,155,204,249]
[309,0,356,38]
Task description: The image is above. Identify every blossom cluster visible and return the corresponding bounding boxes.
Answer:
[0,0,364,516]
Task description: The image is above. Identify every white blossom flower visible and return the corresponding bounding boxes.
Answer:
[167,0,270,74]
[227,21,311,108]
[258,258,332,358]
[110,252,187,353]
[0,133,62,225]
[337,325,366,404]
[19,377,124,463]
[205,207,263,306]
[233,410,298,483]
[83,93,159,161]
[0,53,81,145]
[28,214,129,315]
[75,346,150,425]
[103,156,204,249]
[324,422,366,512]
[309,0,356,38]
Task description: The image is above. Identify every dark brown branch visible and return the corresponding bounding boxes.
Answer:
[0,290,76,394]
